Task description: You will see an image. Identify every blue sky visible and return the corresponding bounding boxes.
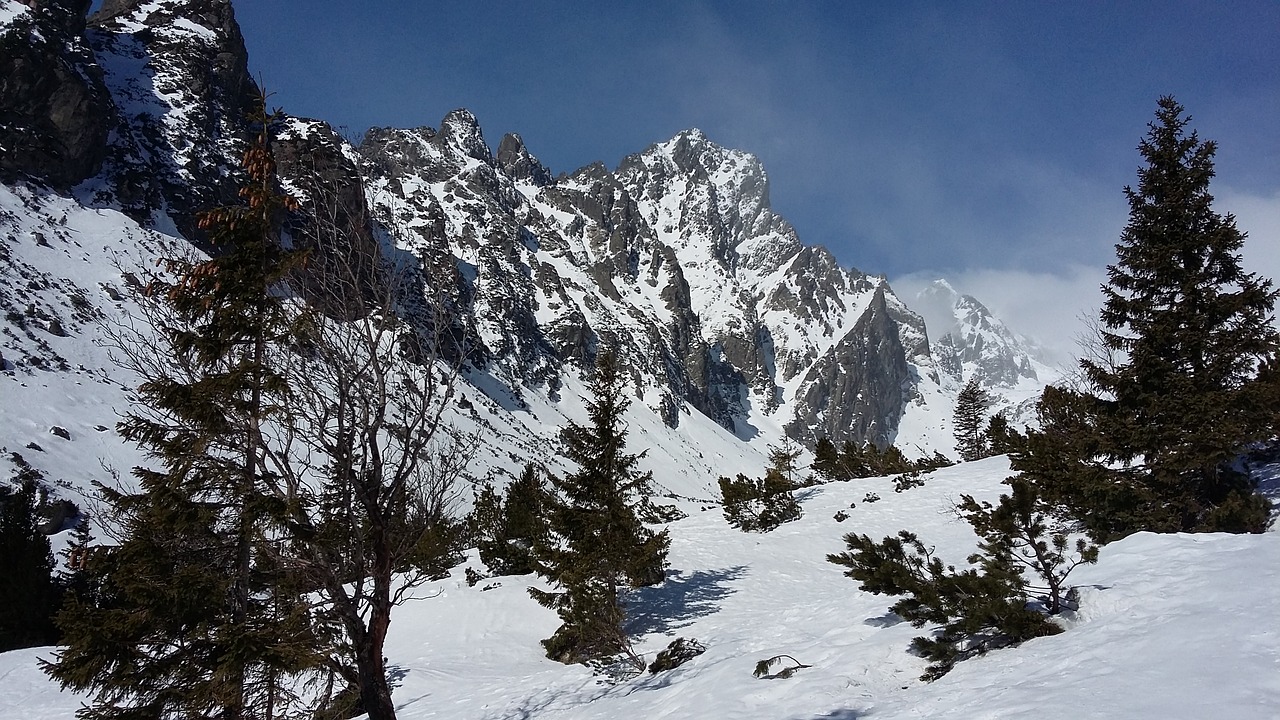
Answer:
[233,1,1279,353]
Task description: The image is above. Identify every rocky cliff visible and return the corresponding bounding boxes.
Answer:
[0,0,1051,495]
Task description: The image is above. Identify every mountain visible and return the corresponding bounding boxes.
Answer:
[1,0,1039,499]
[4,3,1278,720]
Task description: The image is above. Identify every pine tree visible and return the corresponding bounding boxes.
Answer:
[954,377,993,462]
[473,463,548,576]
[984,413,1025,456]
[46,96,320,720]
[718,441,804,532]
[828,528,1060,681]
[838,440,871,478]
[55,515,96,609]
[530,351,670,667]
[0,476,59,651]
[811,437,848,482]
[1060,96,1278,537]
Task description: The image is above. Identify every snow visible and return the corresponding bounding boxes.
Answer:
[0,0,31,28]
[5,455,1277,719]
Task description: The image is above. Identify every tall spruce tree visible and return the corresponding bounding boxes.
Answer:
[46,97,320,720]
[954,378,993,462]
[530,351,670,667]
[1024,97,1277,539]
[0,477,60,652]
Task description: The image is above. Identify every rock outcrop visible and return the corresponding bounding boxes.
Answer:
[0,0,113,189]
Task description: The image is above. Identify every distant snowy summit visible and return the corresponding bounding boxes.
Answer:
[913,279,1054,389]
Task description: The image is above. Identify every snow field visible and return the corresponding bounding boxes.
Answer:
[3,455,1278,718]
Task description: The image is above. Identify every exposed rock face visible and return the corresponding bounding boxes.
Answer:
[496,133,552,187]
[86,0,257,237]
[2,0,1042,456]
[273,118,383,321]
[789,289,911,448]
[348,114,937,443]
[0,0,113,189]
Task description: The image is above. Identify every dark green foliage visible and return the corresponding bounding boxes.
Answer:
[954,378,993,461]
[828,530,1060,680]
[55,515,97,610]
[812,437,949,482]
[719,440,805,532]
[530,351,670,666]
[0,476,60,651]
[647,637,706,674]
[958,478,1098,614]
[717,471,802,532]
[984,413,1025,455]
[892,470,926,493]
[409,516,467,580]
[472,464,548,576]
[46,100,321,719]
[811,437,847,481]
[52,479,319,720]
[1017,97,1277,540]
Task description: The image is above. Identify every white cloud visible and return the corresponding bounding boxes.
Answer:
[891,265,1107,368]
[1222,187,1280,288]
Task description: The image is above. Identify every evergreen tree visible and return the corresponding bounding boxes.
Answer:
[811,437,848,482]
[55,515,97,610]
[958,478,1098,614]
[954,377,993,461]
[530,351,670,667]
[472,463,548,576]
[1036,96,1278,538]
[828,528,1060,681]
[0,477,59,651]
[718,444,804,533]
[47,97,320,720]
[984,413,1025,456]
[838,440,871,478]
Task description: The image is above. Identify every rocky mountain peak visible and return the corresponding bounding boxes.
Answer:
[438,108,492,163]
[497,132,553,187]
[913,279,1044,388]
[78,0,257,238]
[0,0,1056,483]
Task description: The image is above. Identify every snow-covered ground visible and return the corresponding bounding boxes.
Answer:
[5,455,1277,719]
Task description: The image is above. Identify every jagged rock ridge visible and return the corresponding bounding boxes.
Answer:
[0,0,1050,466]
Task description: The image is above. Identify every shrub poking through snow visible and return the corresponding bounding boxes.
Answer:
[648,637,706,673]
[718,441,805,532]
[829,527,1063,681]
[958,478,1099,614]
[718,472,802,532]
[752,654,811,679]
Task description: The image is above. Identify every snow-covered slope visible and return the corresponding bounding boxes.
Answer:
[5,457,1278,719]
[0,0,1067,515]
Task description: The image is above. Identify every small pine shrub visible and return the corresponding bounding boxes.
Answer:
[752,654,811,679]
[648,637,706,673]
[893,470,926,493]
[718,470,802,532]
[828,529,1062,680]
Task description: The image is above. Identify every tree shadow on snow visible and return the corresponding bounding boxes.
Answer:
[386,663,409,690]
[624,566,749,636]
